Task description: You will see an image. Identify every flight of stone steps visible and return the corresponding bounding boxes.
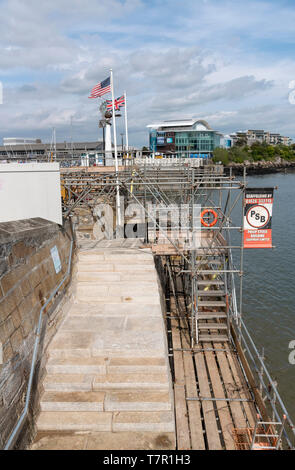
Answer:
[36,246,175,435]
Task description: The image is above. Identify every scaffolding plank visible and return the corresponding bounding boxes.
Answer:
[194,348,222,450]
[171,319,191,450]
[226,349,256,428]
[174,386,191,450]
[182,351,206,450]
[202,343,236,450]
[214,343,248,429]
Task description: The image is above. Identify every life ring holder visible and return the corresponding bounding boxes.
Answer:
[201,209,218,227]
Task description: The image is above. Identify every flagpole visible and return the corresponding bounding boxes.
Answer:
[110,69,122,236]
[124,90,129,157]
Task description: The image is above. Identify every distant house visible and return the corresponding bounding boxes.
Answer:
[229,130,293,147]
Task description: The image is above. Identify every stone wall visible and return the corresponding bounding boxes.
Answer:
[0,218,74,449]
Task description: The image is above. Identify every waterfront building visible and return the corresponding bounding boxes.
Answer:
[3,137,42,146]
[147,119,223,158]
[220,135,233,149]
[230,129,293,147]
[0,140,104,161]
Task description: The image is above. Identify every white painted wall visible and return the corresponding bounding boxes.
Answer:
[0,163,62,224]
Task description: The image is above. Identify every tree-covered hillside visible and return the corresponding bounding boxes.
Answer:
[213,142,295,165]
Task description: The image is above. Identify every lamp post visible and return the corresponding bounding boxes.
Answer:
[120,133,124,153]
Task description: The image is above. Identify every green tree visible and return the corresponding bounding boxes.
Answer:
[212,148,229,165]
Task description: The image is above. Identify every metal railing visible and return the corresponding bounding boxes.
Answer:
[224,238,295,448]
[4,224,75,450]
[231,316,295,449]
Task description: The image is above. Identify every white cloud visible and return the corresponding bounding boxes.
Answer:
[1,0,295,145]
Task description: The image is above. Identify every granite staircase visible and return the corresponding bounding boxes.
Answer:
[36,246,175,437]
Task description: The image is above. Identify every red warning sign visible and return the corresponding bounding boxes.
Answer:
[243,188,274,248]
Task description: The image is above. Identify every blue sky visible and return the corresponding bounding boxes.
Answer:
[0,0,295,146]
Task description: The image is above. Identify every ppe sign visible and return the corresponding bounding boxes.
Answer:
[243,188,274,248]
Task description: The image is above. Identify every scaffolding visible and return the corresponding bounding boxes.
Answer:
[61,159,295,450]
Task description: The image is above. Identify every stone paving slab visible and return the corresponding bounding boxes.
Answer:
[43,373,94,392]
[107,357,167,374]
[41,391,105,412]
[31,431,175,450]
[37,411,112,432]
[112,411,175,432]
[46,356,108,375]
[93,373,169,391]
[68,303,162,317]
[105,391,172,412]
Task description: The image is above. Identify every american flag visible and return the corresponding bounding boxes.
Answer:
[106,95,125,111]
[88,76,111,98]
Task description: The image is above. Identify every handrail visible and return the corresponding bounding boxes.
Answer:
[4,224,75,450]
[231,316,295,449]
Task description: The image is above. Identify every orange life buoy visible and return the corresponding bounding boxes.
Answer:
[201,209,218,227]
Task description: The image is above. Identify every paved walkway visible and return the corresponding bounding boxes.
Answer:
[32,241,175,450]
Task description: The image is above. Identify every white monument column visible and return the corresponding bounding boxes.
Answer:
[105,121,112,164]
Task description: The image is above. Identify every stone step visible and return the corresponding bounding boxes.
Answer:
[93,373,170,391]
[77,263,115,272]
[68,302,162,317]
[75,289,160,304]
[78,256,154,265]
[120,272,158,281]
[43,374,94,392]
[46,357,107,375]
[78,252,105,261]
[49,346,166,360]
[77,263,156,273]
[104,303,162,315]
[107,357,167,374]
[104,391,172,412]
[78,252,153,262]
[75,284,159,297]
[74,293,121,303]
[37,411,112,432]
[112,411,175,432]
[76,272,157,282]
[47,356,166,375]
[76,272,121,282]
[40,391,105,412]
[113,264,155,272]
[43,371,169,392]
[104,254,154,262]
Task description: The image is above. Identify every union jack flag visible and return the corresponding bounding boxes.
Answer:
[106,95,125,111]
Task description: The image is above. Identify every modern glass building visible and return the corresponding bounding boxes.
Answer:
[147,119,223,158]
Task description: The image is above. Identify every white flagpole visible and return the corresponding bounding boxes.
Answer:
[110,69,122,235]
[124,90,129,157]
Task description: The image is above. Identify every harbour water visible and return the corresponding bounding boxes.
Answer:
[233,171,295,423]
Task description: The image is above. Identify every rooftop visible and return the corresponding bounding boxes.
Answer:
[147,119,213,131]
